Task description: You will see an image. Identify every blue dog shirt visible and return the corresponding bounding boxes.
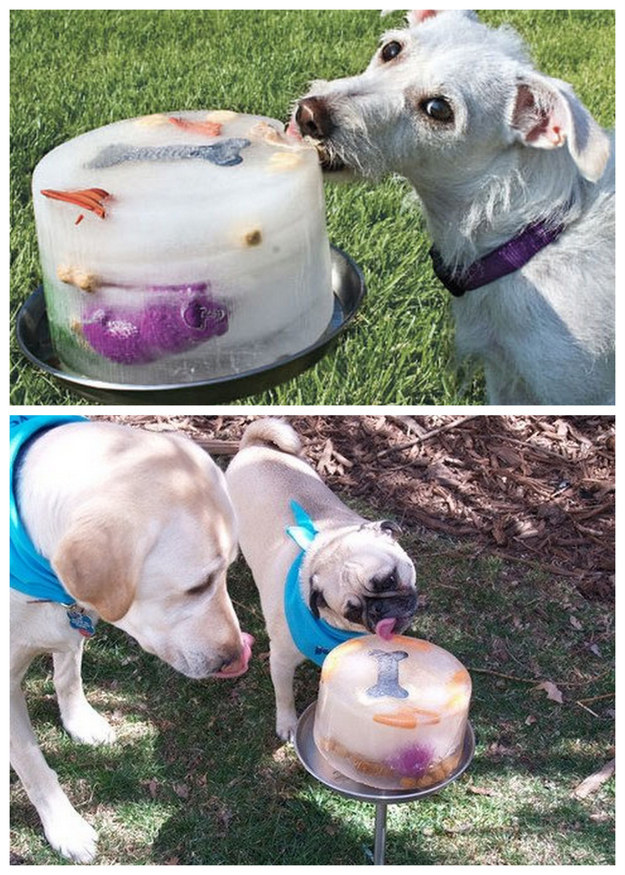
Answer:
[10,415,88,605]
[285,500,363,666]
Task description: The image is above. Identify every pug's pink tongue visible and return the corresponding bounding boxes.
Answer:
[375,618,397,640]
[214,633,254,678]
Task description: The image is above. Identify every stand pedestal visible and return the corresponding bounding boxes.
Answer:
[294,702,475,865]
[373,801,387,865]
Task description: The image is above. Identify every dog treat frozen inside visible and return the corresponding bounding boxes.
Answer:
[314,635,471,790]
[32,111,334,383]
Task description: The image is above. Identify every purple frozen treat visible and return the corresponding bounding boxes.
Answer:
[81,308,151,364]
[141,284,229,354]
[386,743,433,778]
[82,282,229,364]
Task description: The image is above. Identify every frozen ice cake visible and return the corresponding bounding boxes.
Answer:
[31,111,334,383]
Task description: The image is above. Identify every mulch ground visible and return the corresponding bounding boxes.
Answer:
[100,414,614,604]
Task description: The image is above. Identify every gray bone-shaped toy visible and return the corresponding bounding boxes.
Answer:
[366,649,409,699]
[87,138,251,169]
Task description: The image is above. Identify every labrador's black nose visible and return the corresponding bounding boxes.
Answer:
[296,96,335,140]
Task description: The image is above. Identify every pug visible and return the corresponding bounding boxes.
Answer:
[226,418,417,739]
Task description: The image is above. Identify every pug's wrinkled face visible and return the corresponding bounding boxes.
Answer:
[305,521,418,636]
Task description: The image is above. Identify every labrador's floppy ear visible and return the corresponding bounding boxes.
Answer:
[52,514,155,622]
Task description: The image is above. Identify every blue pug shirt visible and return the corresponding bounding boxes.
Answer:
[10,415,88,603]
[284,500,364,666]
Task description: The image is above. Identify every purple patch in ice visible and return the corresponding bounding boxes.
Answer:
[81,282,229,364]
[81,309,150,364]
[386,743,433,778]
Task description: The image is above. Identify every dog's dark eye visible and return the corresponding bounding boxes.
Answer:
[344,600,363,624]
[422,97,454,123]
[187,573,215,596]
[380,40,403,63]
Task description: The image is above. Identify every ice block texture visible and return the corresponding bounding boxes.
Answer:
[31,112,334,383]
[314,635,471,790]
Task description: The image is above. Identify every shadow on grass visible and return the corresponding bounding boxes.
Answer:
[11,532,613,865]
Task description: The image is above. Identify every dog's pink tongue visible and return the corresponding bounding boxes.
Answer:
[213,632,254,679]
[375,618,397,641]
[285,119,303,141]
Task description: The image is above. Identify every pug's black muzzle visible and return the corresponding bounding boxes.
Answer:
[363,591,418,634]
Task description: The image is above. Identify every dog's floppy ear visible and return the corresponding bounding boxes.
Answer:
[309,574,327,619]
[406,11,438,26]
[362,519,403,539]
[52,515,155,622]
[379,519,402,538]
[396,10,478,27]
[511,74,611,183]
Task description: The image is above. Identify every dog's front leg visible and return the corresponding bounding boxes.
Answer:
[53,645,117,745]
[483,362,536,405]
[269,639,305,741]
[10,650,99,863]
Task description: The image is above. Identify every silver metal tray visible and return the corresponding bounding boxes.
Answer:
[15,245,365,405]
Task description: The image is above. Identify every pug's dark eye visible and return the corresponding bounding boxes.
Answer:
[381,40,403,62]
[421,97,454,123]
[371,571,398,594]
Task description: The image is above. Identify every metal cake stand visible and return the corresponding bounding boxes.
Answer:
[294,701,475,866]
[15,245,365,405]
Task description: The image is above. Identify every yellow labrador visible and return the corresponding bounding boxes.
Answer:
[10,416,253,863]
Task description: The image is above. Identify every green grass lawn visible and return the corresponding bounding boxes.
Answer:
[10,497,614,865]
[10,9,615,405]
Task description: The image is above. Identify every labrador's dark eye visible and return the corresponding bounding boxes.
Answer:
[381,40,403,63]
[187,574,215,596]
[422,97,454,123]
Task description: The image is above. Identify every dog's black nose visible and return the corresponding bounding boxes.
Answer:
[296,97,334,140]
[365,591,418,630]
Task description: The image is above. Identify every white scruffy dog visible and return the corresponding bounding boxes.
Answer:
[289,10,614,405]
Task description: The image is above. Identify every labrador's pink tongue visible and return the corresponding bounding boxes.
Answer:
[214,632,254,678]
[375,618,397,641]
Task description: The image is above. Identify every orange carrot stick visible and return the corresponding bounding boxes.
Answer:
[373,712,419,729]
[167,116,222,137]
[41,188,110,219]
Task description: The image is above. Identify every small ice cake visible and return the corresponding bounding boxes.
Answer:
[32,111,334,383]
[314,635,471,790]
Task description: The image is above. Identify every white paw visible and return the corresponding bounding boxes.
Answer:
[64,708,116,746]
[276,711,298,742]
[44,809,98,864]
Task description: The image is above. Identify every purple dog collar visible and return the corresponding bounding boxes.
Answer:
[430,217,567,297]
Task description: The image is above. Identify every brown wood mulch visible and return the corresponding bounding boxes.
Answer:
[99,414,614,604]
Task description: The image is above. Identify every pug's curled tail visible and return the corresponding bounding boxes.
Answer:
[238,418,303,456]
